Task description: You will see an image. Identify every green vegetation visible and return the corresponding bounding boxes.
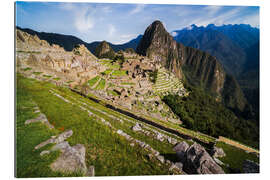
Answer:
[125,48,135,54]
[94,78,106,90]
[216,142,259,173]
[23,67,32,71]
[107,90,119,96]
[16,75,81,177]
[43,75,52,78]
[53,77,61,81]
[33,72,43,75]
[88,76,100,87]
[163,84,259,148]
[111,70,127,76]
[16,74,182,176]
[101,69,113,75]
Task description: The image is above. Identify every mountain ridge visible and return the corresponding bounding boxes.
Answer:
[136,20,247,112]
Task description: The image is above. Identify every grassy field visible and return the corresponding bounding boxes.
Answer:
[88,76,100,87]
[94,78,106,90]
[16,74,183,177]
[216,141,259,173]
[111,70,127,76]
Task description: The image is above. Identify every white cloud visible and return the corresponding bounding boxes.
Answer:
[204,5,222,16]
[74,7,94,33]
[108,24,116,36]
[129,4,145,15]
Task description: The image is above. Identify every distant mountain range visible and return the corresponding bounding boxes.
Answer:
[16,26,141,54]
[171,24,259,77]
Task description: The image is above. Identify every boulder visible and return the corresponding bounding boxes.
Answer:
[184,143,225,174]
[173,141,189,162]
[50,143,87,175]
[212,146,226,158]
[132,123,142,132]
[242,160,259,173]
[156,155,165,164]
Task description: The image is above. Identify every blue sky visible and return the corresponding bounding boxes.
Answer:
[16,1,259,44]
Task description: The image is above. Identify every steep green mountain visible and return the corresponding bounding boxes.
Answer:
[171,24,259,118]
[137,20,247,112]
[94,41,115,59]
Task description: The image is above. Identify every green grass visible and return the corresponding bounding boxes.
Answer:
[111,70,127,76]
[16,74,177,176]
[53,77,61,81]
[94,78,106,90]
[16,75,81,177]
[22,67,32,71]
[33,72,43,75]
[88,76,100,87]
[102,69,113,75]
[107,90,119,96]
[43,75,52,78]
[121,82,135,85]
[216,142,259,173]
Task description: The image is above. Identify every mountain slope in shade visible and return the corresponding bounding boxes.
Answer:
[137,20,247,112]
[17,26,142,54]
[172,24,259,76]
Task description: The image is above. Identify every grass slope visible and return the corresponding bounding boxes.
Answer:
[16,74,180,177]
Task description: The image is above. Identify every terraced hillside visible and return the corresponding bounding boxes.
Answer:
[153,68,187,96]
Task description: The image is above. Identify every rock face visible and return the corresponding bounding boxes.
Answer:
[184,143,225,174]
[95,41,115,59]
[173,141,190,162]
[242,160,259,173]
[173,141,224,174]
[136,20,247,112]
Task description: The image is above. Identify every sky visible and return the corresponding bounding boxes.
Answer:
[16,1,259,44]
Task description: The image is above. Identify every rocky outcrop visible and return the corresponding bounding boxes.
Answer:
[173,141,225,174]
[184,143,225,174]
[211,146,226,158]
[136,20,247,112]
[95,41,115,59]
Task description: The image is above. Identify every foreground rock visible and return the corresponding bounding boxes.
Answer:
[50,143,87,175]
[25,111,54,129]
[36,130,94,176]
[173,141,189,162]
[212,146,226,158]
[242,160,259,173]
[184,143,225,174]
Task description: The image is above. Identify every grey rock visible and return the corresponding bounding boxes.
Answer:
[35,130,73,149]
[213,157,224,166]
[184,143,225,174]
[212,146,226,158]
[157,155,165,164]
[243,160,259,173]
[175,162,183,170]
[40,150,50,156]
[132,123,142,132]
[156,132,164,141]
[50,143,87,175]
[173,141,189,162]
